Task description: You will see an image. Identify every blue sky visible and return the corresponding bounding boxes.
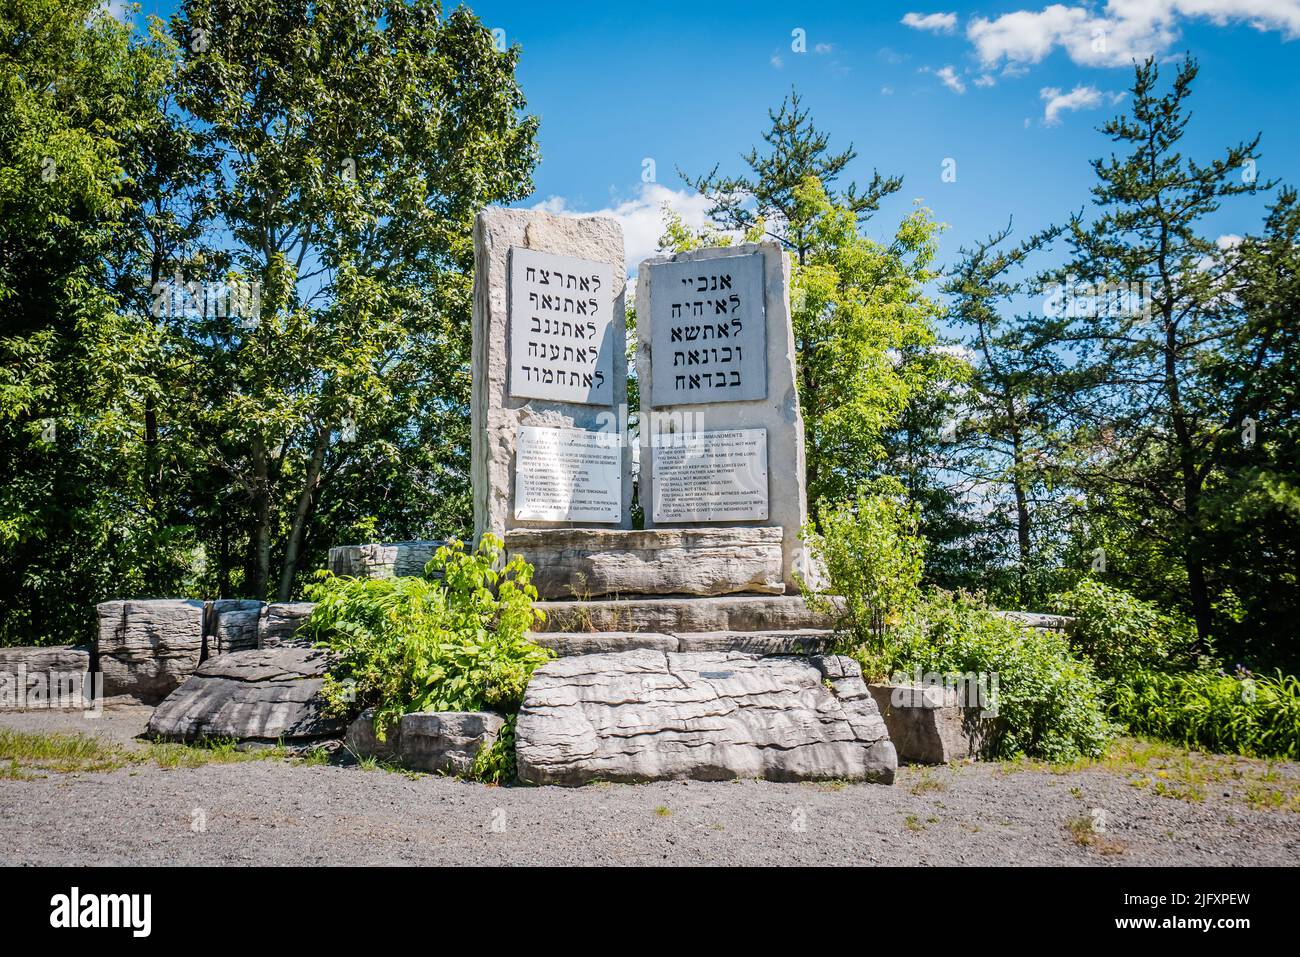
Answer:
[129,1,1300,271]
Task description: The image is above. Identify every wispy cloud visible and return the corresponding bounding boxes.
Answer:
[967,1,1300,70]
[902,11,959,34]
[925,64,967,93]
[1040,84,1102,124]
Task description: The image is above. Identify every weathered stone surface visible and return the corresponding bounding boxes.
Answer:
[674,630,832,655]
[534,594,838,635]
[96,599,206,702]
[472,208,630,541]
[146,647,344,742]
[0,645,91,674]
[208,599,263,655]
[258,602,316,648]
[515,650,895,786]
[0,645,94,710]
[328,541,444,579]
[505,526,784,599]
[398,711,505,774]
[344,708,401,760]
[637,242,812,591]
[866,683,999,764]
[998,610,1076,633]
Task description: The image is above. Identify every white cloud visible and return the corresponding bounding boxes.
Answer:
[770,53,784,68]
[902,11,959,33]
[1040,84,1103,124]
[967,1,1300,70]
[814,42,834,54]
[881,84,895,95]
[933,64,967,93]
[531,184,722,273]
[1216,233,1244,249]
[974,73,997,87]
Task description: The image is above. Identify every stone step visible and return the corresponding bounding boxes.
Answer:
[532,594,838,634]
[530,629,834,657]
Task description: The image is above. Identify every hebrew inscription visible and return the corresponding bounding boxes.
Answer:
[648,252,766,405]
[509,247,615,405]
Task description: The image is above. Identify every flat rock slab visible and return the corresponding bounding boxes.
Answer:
[146,647,344,743]
[534,594,839,634]
[515,650,895,786]
[531,629,831,657]
[505,527,784,599]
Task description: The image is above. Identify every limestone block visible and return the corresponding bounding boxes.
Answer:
[258,602,316,648]
[504,526,784,599]
[95,599,206,702]
[866,683,1000,764]
[397,711,506,775]
[208,599,263,655]
[327,541,444,579]
[146,647,344,742]
[515,650,895,786]
[533,594,839,635]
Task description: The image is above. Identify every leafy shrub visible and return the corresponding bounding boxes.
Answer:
[1110,669,1300,759]
[884,590,1112,762]
[1050,578,1195,683]
[804,478,925,655]
[301,535,551,781]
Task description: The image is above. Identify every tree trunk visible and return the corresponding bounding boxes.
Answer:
[250,436,272,599]
[276,427,329,601]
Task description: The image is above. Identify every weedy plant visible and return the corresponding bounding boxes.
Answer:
[302,535,552,782]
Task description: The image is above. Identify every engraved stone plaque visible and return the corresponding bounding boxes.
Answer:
[647,251,766,406]
[651,428,768,523]
[514,425,622,523]
[509,247,616,405]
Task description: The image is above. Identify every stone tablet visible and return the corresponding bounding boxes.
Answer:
[647,251,766,405]
[514,425,621,523]
[509,247,615,405]
[651,429,768,522]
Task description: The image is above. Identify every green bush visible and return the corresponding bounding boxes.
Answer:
[804,478,926,658]
[1110,669,1300,759]
[1050,578,1195,683]
[885,590,1112,762]
[301,535,552,782]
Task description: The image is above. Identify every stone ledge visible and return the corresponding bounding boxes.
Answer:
[534,594,838,634]
[530,628,832,656]
[505,526,784,599]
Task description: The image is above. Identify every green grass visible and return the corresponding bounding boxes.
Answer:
[0,730,302,777]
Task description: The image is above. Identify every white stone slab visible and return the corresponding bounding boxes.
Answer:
[647,251,767,405]
[514,425,622,523]
[509,247,615,405]
[651,428,768,523]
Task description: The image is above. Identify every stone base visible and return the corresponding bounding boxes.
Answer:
[96,599,206,703]
[505,526,784,599]
[866,684,1000,764]
[515,650,895,786]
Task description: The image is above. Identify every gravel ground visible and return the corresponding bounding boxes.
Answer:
[2,704,1298,866]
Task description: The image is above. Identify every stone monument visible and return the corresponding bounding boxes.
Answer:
[471,208,632,542]
[635,242,811,592]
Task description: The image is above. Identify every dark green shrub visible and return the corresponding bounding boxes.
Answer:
[886,590,1112,762]
[1050,578,1196,683]
[301,535,551,782]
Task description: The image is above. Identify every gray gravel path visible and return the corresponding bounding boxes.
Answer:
[2,704,1298,866]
